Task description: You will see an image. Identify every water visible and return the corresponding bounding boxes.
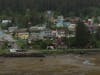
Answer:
[0,54,99,75]
[83,60,95,66]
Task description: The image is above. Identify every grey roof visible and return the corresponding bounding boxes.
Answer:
[0,31,15,42]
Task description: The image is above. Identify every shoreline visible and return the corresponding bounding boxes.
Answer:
[0,49,100,57]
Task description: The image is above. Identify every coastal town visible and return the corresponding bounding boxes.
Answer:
[0,10,100,53]
[0,0,100,75]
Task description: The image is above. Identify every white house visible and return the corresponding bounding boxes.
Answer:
[68,24,76,31]
[29,26,46,31]
[8,26,18,33]
[2,20,12,24]
[56,16,64,27]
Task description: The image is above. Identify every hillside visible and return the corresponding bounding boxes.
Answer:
[0,0,99,16]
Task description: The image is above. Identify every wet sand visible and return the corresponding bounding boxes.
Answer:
[0,54,100,75]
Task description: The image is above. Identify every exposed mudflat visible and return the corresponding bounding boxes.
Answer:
[0,54,100,75]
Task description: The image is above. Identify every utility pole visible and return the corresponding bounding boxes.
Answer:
[63,22,70,49]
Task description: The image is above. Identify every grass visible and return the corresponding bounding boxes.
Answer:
[0,49,9,55]
[40,48,100,55]
[40,49,66,55]
[40,49,86,55]
[0,48,100,56]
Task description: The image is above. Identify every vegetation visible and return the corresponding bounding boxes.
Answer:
[0,0,99,27]
[0,0,99,16]
[32,39,53,49]
[96,27,100,40]
[75,21,91,48]
[16,39,28,49]
[95,26,100,48]
[0,49,9,55]
[0,0,100,51]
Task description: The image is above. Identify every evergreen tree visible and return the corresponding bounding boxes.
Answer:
[75,21,91,48]
[95,26,100,48]
[96,26,100,40]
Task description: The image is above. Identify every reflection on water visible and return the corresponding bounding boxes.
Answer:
[83,60,95,66]
[85,54,100,75]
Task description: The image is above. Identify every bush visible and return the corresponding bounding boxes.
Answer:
[32,39,53,49]
[16,39,28,49]
[0,41,8,49]
[0,49,9,55]
[95,41,100,48]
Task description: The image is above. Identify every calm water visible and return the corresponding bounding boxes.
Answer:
[0,54,99,75]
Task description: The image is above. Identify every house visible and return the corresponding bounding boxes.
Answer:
[30,32,44,40]
[57,16,64,22]
[56,22,64,27]
[8,26,18,33]
[3,34,16,42]
[69,17,80,23]
[41,29,53,38]
[63,21,71,26]
[16,32,29,40]
[88,18,94,25]
[1,20,12,24]
[52,29,67,38]
[55,16,73,28]
[0,31,16,49]
[52,30,58,37]
[56,30,66,37]
[16,28,29,39]
[29,26,46,32]
[56,16,64,27]
[84,19,96,33]
[28,26,47,40]
[29,29,53,40]
[66,23,76,38]
[0,31,5,38]
[68,24,76,32]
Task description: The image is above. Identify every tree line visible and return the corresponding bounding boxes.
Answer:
[0,0,100,16]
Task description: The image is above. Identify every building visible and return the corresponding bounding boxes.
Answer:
[16,28,29,39]
[30,32,44,40]
[41,29,53,38]
[56,16,64,27]
[8,26,18,33]
[68,24,76,32]
[17,32,29,40]
[29,26,46,31]
[1,20,12,24]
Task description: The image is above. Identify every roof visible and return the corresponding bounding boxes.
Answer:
[0,31,5,38]
[16,28,27,33]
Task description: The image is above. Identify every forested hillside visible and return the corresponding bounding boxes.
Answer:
[0,0,100,16]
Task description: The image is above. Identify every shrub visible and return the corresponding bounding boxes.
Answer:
[16,39,28,49]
